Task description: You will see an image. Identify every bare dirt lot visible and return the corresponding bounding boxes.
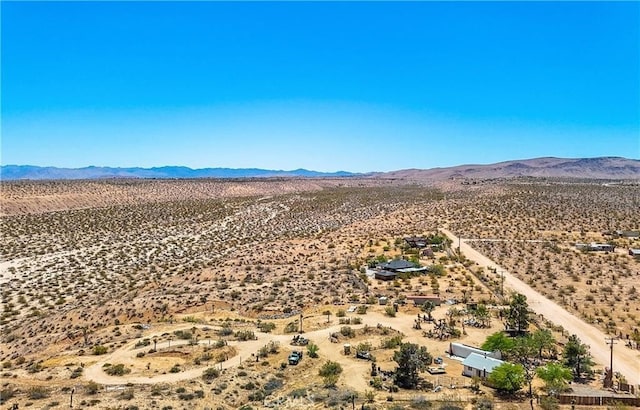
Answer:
[1,177,639,409]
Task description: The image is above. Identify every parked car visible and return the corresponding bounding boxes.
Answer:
[288,351,303,365]
[434,357,443,365]
[356,351,375,361]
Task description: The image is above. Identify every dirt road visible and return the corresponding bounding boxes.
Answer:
[82,311,441,388]
[441,229,640,385]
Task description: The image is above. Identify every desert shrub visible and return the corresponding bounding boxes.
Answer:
[289,388,307,398]
[174,330,192,340]
[27,386,49,400]
[319,360,343,387]
[411,396,433,409]
[202,367,220,381]
[357,305,368,314]
[356,342,373,352]
[217,325,233,337]
[104,364,131,376]
[134,339,150,348]
[540,396,559,410]
[257,322,276,333]
[27,362,43,373]
[119,388,134,400]
[92,345,108,355]
[70,366,83,379]
[0,386,15,403]
[235,330,256,341]
[284,321,298,333]
[381,335,404,349]
[169,364,181,373]
[264,378,283,393]
[85,381,100,395]
[340,326,355,338]
[248,389,266,401]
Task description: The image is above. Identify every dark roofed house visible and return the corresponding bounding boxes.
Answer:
[374,259,429,281]
[404,237,428,248]
[374,270,399,281]
[379,259,416,271]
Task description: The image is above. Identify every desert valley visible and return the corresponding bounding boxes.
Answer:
[1,159,639,410]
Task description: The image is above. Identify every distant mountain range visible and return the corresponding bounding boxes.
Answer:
[1,157,638,181]
[0,165,358,180]
[378,157,640,180]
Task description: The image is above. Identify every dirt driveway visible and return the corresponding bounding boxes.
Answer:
[441,229,640,386]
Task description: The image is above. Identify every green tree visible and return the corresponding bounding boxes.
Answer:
[319,361,343,387]
[563,334,594,380]
[307,342,319,358]
[511,335,538,397]
[481,332,515,355]
[536,363,573,396]
[506,293,530,334]
[473,304,491,328]
[531,329,556,360]
[393,343,432,389]
[488,363,525,394]
[421,301,435,321]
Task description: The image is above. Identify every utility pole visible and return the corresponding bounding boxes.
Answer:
[604,337,617,388]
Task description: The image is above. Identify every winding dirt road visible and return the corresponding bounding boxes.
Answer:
[441,229,640,386]
[83,312,421,387]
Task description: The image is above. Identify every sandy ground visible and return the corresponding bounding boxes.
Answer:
[441,229,640,385]
[81,309,477,391]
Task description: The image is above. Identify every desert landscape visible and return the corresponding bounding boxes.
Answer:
[1,171,639,410]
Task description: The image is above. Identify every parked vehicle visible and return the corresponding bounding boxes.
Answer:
[288,351,303,365]
[356,351,375,361]
[291,335,309,346]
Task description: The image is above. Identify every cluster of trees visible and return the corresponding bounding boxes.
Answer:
[482,293,594,396]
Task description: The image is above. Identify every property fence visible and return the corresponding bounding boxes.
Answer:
[557,394,640,406]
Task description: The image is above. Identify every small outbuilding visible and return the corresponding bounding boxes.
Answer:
[462,353,505,378]
[406,295,442,306]
[449,342,502,360]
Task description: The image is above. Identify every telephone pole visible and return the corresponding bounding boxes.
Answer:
[604,337,617,388]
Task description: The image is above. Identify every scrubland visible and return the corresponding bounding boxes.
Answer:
[0,177,638,409]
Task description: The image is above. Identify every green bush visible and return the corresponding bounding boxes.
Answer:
[340,326,355,338]
[104,364,131,376]
[202,367,220,381]
[92,345,108,355]
[257,322,276,333]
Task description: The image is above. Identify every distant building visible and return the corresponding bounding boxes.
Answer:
[614,230,640,239]
[406,295,442,306]
[462,352,505,378]
[404,237,428,248]
[449,342,502,360]
[374,259,427,280]
[575,242,615,252]
[629,249,640,258]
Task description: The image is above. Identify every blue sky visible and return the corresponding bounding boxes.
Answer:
[2,1,639,172]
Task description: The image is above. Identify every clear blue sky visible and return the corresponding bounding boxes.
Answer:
[2,1,638,172]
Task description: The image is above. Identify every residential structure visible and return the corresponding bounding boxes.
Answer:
[462,352,505,378]
[575,242,615,252]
